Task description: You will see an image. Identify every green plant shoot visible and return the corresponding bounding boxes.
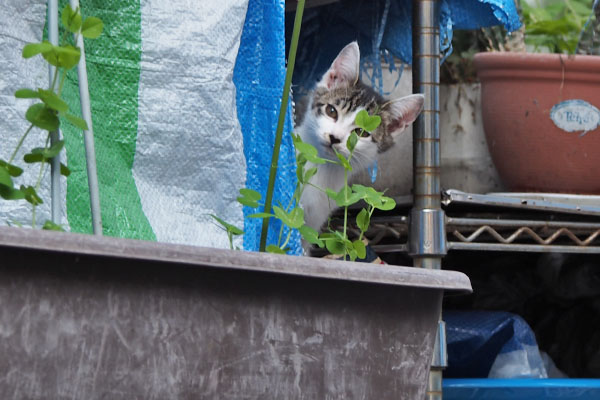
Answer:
[0,5,103,228]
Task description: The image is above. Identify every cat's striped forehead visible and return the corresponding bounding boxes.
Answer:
[311,82,384,116]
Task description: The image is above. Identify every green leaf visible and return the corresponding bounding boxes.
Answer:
[64,113,89,130]
[0,166,13,187]
[266,245,287,254]
[351,184,369,197]
[294,141,326,164]
[22,41,53,58]
[273,206,304,229]
[303,167,318,183]
[25,103,59,131]
[288,207,304,229]
[247,212,274,218]
[336,152,352,171]
[298,225,324,248]
[346,131,358,152]
[38,89,68,113]
[0,184,25,200]
[237,188,261,208]
[377,196,396,211]
[323,236,345,255]
[23,153,44,163]
[355,109,381,132]
[0,160,24,177]
[15,89,40,99]
[40,140,65,159]
[61,4,82,33]
[327,185,362,208]
[42,45,81,70]
[325,188,340,203]
[353,240,366,260]
[356,208,370,233]
[21,185,43,205]
[60,163,71,177]
[210,214,244,235]
[354,184,386,208]
[42,220,65,231]
[81,17,104,39]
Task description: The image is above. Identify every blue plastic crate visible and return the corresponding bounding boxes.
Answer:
[443,379,600,399]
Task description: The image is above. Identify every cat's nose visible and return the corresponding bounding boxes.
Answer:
[329,134,341,145]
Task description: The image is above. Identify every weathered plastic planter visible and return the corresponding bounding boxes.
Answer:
[0,226,470,399]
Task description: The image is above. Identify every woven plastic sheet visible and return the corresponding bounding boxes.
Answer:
[131,0,249,248]
[0,0,69,228]
[445,310,547,379]
[59,0,156,240]
[2,0,252,250]
[290,0,520,94]
[234,0,301,254]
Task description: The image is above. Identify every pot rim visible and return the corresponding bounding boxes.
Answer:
[473,52,600,71]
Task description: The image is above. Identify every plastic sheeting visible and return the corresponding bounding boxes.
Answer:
[234,0,301,254]
[131,0,249,248]
[288,0,520,94]
[445,310,547,379]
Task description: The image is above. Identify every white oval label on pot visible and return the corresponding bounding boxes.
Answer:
[550,99,600,136]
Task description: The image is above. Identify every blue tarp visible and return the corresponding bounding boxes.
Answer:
[234,0,301,254]
[290,0,520,94]
[445,311,544,378]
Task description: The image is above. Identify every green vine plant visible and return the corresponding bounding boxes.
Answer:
[213,109,396,261]
[0,5,103,230]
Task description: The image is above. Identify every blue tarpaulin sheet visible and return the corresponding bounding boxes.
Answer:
[444,310,544,378]
[234,0,301,254]
[290,0,520,94]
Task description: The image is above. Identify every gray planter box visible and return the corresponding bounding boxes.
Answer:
[0,226,470,399]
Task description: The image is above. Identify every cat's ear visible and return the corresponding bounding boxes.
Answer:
[317,42,360,89]
[383,94,424,135]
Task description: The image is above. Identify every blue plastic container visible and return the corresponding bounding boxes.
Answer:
[443,379,600,399]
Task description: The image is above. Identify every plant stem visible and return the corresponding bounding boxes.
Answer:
[50,66,60,93]
[281,230,292,250]
[343,169,348,243]
[9,124,34,164]
[259,0,305,252]
[58,67,68,97]
[32,133,51,227]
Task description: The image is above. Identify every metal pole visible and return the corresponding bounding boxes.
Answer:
[411,0,447,399]
[47,0,61,223]
[70,0,103,235]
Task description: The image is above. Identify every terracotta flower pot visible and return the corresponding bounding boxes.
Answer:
[473,52,600,194]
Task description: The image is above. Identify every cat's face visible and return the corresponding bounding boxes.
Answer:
[308,83,384,164]
[299,42,424,168]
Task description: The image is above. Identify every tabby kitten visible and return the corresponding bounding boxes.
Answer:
[297,42,424,232]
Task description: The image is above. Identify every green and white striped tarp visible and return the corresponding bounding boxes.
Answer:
[1,0,250,249]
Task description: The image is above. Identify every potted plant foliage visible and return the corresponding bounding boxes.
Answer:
[473,0,600,194]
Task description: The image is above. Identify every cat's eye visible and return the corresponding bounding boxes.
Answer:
[325,104,338,120]
[353,128,370,138]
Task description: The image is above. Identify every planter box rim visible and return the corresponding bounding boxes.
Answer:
[0,226,471,293]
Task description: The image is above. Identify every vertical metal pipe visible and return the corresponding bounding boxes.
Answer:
[411,1,447,399]
[70,0,103,235]
[411,0,444,262]
[47,0,61,223]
